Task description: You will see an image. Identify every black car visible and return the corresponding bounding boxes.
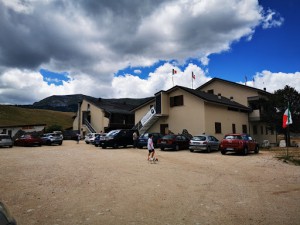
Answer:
[100,129,138,149]
[157,134,190,151]
[137,132,163,149]
[0,202,17,225]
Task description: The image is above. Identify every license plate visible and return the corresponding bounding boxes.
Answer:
[226,148,234,150]
[161,141,166,144]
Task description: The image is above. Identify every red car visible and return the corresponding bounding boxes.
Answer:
[157,134,190,151]
[14,134,42,147]
[219,133,259,155]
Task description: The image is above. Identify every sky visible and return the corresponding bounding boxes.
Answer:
[0,0,299,105]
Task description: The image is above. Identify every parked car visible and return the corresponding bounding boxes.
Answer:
[157,134,190,151]
[137,132,163,149]
[85,133,101,144]
[0,134,13,148]
[219,133,259,155]
[94,133,107,147]
[14,134,42,147]
[41,133,63,145]
[100,129,138,149]
[189,135,220,153]
[0,202,17,225]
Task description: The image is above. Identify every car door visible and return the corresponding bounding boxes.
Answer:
[209,136,219,150]
[247,136,255,151]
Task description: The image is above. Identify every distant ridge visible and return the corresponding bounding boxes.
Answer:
[17,94,153,112]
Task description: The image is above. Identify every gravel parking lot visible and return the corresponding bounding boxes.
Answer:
[0,141,300,225]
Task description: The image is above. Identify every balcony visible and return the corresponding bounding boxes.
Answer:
[249,109,261,121]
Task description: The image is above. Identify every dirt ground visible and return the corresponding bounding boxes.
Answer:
[0,141,300,225]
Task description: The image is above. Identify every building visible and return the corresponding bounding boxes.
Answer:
[73,96,152,137]
[73,78,277,145]
[0,124,46,139]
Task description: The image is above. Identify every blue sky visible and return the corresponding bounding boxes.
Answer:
[0,0,299,104]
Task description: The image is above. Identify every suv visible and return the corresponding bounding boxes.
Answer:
[219,133,259,155]
[0,134,13,148]
[41,133,63,145]
[100,129,137,149]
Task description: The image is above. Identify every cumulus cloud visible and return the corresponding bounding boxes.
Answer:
[0,0,291,104]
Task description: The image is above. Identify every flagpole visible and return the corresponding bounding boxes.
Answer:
[192,75,193,89]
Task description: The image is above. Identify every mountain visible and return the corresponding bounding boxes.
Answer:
[19,94,86,112]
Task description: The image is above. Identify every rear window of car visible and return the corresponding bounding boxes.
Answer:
[225,135,242,140]
[192,136,206,141]
[0,135,11,140]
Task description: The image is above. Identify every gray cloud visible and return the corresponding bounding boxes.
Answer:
[0,0,287,104]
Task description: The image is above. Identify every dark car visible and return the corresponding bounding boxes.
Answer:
[94,133,107,147]
[189,135,219,153]
[100,129,138,149]
[0,202,17,225]
[219,133,259,155]
[137,132,163,149]
[41,133,63,145]
[14,134,42,147]
[157,134,190,151]
[0,134,13,148]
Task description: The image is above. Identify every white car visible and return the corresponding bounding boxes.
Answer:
[84,133,100,144]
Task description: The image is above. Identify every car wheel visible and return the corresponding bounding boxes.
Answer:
[59,142,62,145]
[160,147,164,151]
[207,146,211,153]
[46,140,51,145]
[243,147,248,156]
[221,150,226,155]
[102,146,106,149]
[113,143,118,149]
[254,145,259,154]
[95,144,98,147]
[190,149,194,152]
[175,144,180,151]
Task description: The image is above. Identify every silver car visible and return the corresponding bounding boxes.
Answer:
[189,135,219,153]
[0,134,13,148]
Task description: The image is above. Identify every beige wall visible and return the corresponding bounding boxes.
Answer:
[76,99,109,134]
[199,81,259,106]
[204,102,248,140]
[250,122,277,145]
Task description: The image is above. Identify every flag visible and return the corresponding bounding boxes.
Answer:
[282,106,292,128]
[172,69,177,75]
[192,71,195,79]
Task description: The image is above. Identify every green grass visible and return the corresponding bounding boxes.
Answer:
[0,105,75,130]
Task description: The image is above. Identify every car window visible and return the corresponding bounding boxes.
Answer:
[193,136,206,141]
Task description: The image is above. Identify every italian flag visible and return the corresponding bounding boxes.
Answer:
[282,106,292,128]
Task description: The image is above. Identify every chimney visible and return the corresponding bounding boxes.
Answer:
[217,93,221,99]
[263,87,266,91]
[230,96,234,101]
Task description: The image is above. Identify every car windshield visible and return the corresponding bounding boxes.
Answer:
[141,133,149,138]
[107,130,120,137]
[162,135,175,139]
[192,136,206,141]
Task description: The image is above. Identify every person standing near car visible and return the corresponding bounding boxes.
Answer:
[147,134,155,160]
[133,131,138,148]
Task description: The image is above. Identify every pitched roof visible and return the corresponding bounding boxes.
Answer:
[196,77,272,95]
[169,85,251,111]
[83,96,154,114]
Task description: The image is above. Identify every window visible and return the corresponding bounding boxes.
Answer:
[253,125,257,135]
[265,127,268,135]
[170,95,184,107]
[261,126,263,135]
[232,124,236,133]
[242,125,247,134]
[207,89,214,94]
[215,122,222,134]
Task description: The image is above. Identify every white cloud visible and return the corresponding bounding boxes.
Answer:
[241,71,300,93]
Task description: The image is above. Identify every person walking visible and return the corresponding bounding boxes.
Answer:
[147,134,155,161]
[133,131,138,148]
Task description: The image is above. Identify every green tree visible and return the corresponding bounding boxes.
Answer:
[261,85,300,133]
